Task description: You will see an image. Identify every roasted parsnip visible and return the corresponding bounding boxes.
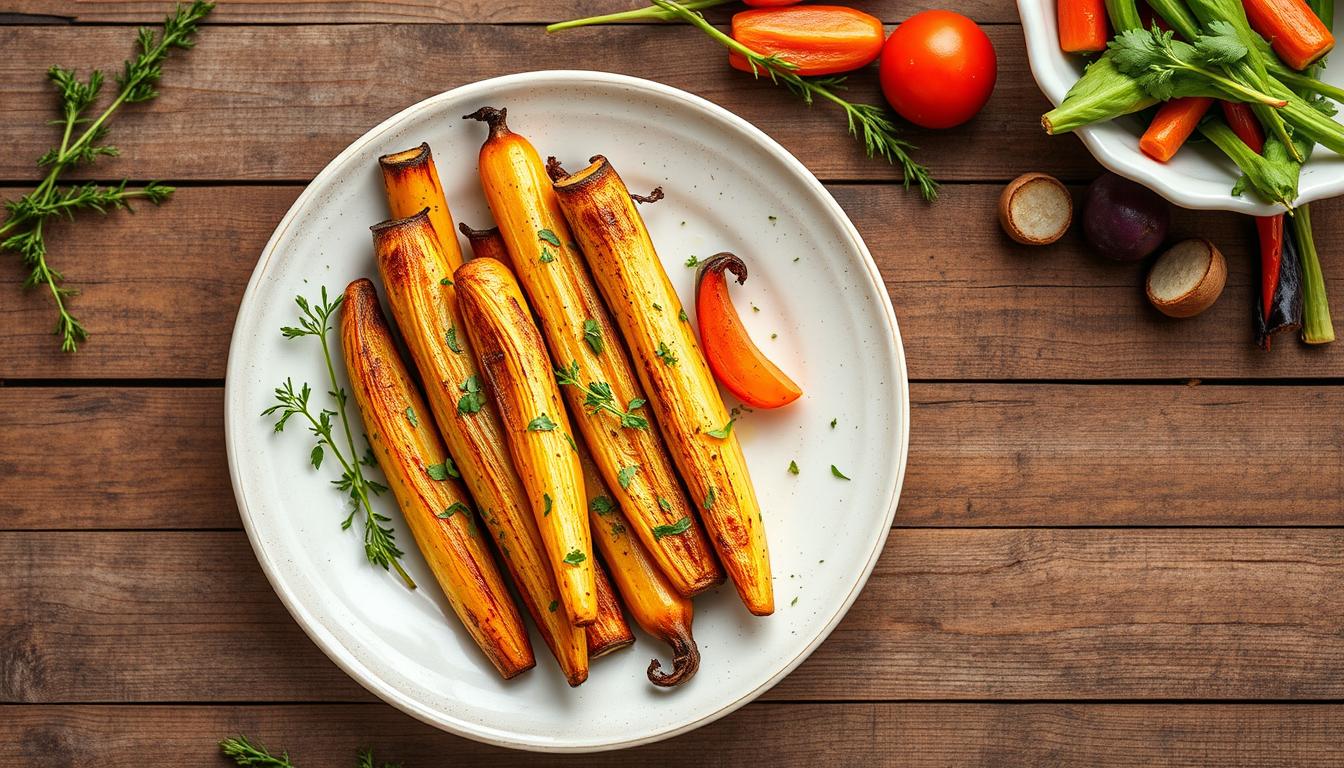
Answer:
[553,156,774,616]
[581,449,700,686]
[459,222,513,269]
[339,278,534,679]
[378,143,462,271]
[464,106,722,598]
[586,562,635,658]
[370,209,588,686]
[454,257,597,625]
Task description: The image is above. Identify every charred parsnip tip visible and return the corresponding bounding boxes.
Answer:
[339,278,534,679]
[586,561,636,658]
[458,222,514,269]
[580,449,700,686]
[466,106,723,599]
[369,212,589,686]
[454,256,597,625]
[552,155,774,616]
[696,253,802,410]
[378,143,464,271]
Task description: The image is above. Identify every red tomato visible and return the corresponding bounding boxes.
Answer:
[879,10,997,129]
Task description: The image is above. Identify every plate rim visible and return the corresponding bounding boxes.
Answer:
[223,69,910,752]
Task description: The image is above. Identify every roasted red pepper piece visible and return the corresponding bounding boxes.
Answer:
[695,253,802,409]
[1221,101,1289,344]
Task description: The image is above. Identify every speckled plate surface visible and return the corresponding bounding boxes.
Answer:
[224,71,908,752]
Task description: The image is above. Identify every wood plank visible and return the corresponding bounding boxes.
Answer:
[5,384,1341,530]
[3,529,1341,702]
[6,0,1023,25]
[0,24,1093,183]
[3,703,1343,766]
[5,185,1344,380]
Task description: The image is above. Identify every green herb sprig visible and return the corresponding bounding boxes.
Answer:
[220,737,401,768]
[0,1,213,352]
[556,360,650,429]
[549,0,937,201]
[1109,24,1288,107]
[262,289,416,590]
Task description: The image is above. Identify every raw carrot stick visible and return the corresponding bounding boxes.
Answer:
[1058,0,1110,52]
[1244,0,1335,70]
[1221,101,1266,154]
[1221,101,1289,345]
[1139,97,1214,162]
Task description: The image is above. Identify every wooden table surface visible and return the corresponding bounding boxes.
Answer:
[4,1,1344,765]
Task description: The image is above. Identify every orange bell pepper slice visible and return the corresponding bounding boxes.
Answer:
[728,6,885,77]
[695,253,802,410]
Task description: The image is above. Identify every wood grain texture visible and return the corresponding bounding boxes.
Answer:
[4,0,1022,25]
[4,703,1344,766]
[0,24,1092,184]
[4,384,1341,530]
[4,529,1341,702]
[6,185,1344,380]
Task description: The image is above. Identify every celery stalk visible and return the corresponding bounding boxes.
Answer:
[1293,206,1335,344]
[1145,0,1201,39]
[1104,0,1144,32]
[1042,54,1158,134]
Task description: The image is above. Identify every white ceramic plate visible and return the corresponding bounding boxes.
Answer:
[1018,0,1344,214]
[224,71,908,752]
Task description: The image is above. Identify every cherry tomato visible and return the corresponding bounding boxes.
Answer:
[878,10,997,129]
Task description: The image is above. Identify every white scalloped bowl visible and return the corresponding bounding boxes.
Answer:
[1018,0,1344,214]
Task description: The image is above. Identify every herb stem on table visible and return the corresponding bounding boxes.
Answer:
[551,0,938,201]
[545,0,730,32]
[0,0,212,352]
[263,289,417,590]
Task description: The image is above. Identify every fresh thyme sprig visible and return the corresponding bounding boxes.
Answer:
[220,737,401,768]
[0,0,212,352]
[579,0,937,201]
[545,0,729,31]
[263,288,416,590]
[556,360,650,430]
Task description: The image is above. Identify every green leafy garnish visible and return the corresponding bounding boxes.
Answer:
[543,493,553,516]
[555,361,649,429]
[617,464,639,489]
[404,406,418,427]
[264,288,415,590]
[652,516,692,540]
[655,341,679,366]
[831,464,851,480]
[658,496,673,511]
[538,228,562,247]
[540,245,556,263]
[549,599,560,612]
[704,486,717,510]
[1,0,214,352]
[590,495,616,516]
[563,548,587,565]
[583,318,604,355]
[788,460,799,475]
[446,326,462,354]
[440,277,452,286]
[706,419,734,439]
[1109,25,1286,106]
[458,374,486,414]
[685,254,700,268]
[679,308,689,322]
[438,501,469,519]
[527,413,558,432]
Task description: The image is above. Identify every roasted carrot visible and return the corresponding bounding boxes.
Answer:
[1244,0,1335,70]
[1058,0,1110,52]
[586,562,635,658]
[1139,97,1214,162]
[458,222,514,269]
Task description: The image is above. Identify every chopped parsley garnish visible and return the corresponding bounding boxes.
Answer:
[563,549,586,566]
[439,277,452,286]
[543,493,553,516]
[652,302,663,312]
[788,460,799,475]
[652,516,692,540]
[830,418,838,429]
[658,496,672,511]
[527,413,558,432]
[457,375,485,414]
[582,318,603,355]
[537,228,561,247]
[404,406,418,427]
[770,333,777,340]
[791,596,799,606]
[655,342,678,366]
[830,465,851,481]
[426,459,460,481]
[684,255,699,268]
[751,303,760,313]
[679,308,689,322]
[548,599,559,612]
[539,245,556,263]
[445,326,462,354]
[706,419,734,439]
[562,431,578,453]
[617,464,639,489]
[610,521,627,536]
[437,501,470,519]
[768,215,778,222]
[590,496,615,516]
[555,361,648,429]
[703,486,717,510]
